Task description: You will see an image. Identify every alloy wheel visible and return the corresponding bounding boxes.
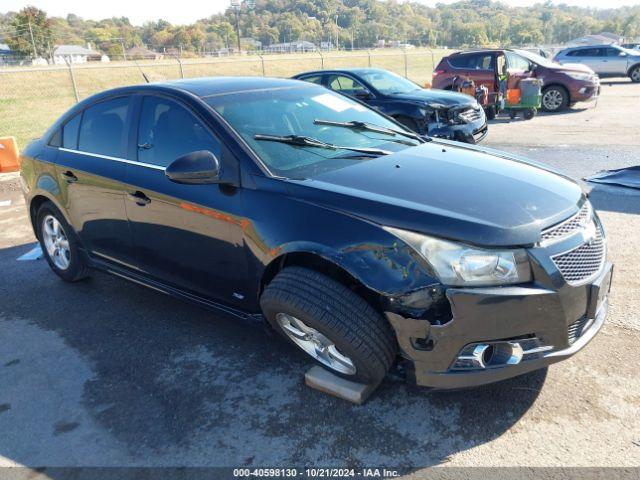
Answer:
[275,312,357,375]
[542,89,564,111]
[631,68,640,82]
[42,215,71,270]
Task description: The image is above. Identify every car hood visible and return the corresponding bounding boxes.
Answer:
[391,88,476,107]
[284,142,583,247]
[550,62,596,74]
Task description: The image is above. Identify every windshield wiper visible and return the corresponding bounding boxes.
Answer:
[254,134,392,156]
[314,119,426,144]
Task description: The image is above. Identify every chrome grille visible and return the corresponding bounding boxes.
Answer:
[568,316,591,345]
[552,223,605,285]
[541,202,592,243]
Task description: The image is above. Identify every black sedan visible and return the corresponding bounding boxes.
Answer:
[292,68,488,144]
[21,77,610,389]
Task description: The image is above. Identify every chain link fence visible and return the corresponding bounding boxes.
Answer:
[0,48,445,149]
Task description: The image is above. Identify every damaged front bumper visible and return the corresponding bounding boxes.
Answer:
[386,262,612,389]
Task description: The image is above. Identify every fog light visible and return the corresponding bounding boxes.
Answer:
[579,87,588,94]
[451,340,535,371]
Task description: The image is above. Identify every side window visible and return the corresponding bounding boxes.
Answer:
[605,47,623,57]
[62,113,81,149]
[327,75,367,95]
[448,55,469,68]
[78,97,129,157]
[505,52,531,71]
[459,54,494,70]
[300,75,324,85]
[137,96,221,168]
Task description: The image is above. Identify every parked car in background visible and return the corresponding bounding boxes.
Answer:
[293,68,488,144]
[20,77,611,389]
[432,48,600,113]
[620,43,640,51]
[554,44,640,82]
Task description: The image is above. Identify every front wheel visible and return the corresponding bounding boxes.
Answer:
[524,108,536,120]
[541,86,569,112]
[260,267,397,385]
[629,65,640,83]
[36,202,90,282]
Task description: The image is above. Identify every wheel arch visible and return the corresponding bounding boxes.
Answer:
[28,193,67,236]
[627,62,640,76]
[542,83,571,102]
[260,249,383,312]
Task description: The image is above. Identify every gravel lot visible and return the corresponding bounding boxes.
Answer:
[0,80,639,475]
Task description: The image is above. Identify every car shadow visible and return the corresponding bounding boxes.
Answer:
[0,242,545,471]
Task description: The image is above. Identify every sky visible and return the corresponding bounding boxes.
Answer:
[2,0,640,26]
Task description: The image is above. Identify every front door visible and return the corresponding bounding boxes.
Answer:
[124,94,247,305]
[504,51,534,89]
[56,96,135,267]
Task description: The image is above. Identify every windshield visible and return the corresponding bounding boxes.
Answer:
[513,49,557,67]
[358,70,421,95]
[207,85,419,178]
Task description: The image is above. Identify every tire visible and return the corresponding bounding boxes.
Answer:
[36,201,90,282]
[541,86,569,112]
[485,105,496,120]
[508,110,517,119]
[260,267,397,385]
[629,65,640,83]
[524,108,536,120]
[393,115,420,134]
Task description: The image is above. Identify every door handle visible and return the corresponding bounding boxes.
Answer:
[128,191,151,206]
[137,143,153,150]
[61,170,78,183]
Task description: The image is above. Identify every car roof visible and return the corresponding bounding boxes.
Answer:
[450,49,504,56]
[559,44,619,51]
[155,76,312,98]
[293,67,388,77]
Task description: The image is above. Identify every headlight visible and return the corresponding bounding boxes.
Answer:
[566,71,593,82]
[384,227,532,286]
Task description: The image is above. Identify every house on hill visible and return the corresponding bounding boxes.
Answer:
[53,44,101,65]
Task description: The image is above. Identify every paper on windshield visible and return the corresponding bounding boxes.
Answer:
[312,93,367,112]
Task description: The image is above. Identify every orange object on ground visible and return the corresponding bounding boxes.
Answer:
[506,88,521,106]
[0,137,20,173]
[423,82,432,88]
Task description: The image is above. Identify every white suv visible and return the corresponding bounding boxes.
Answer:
[555,44,640,82]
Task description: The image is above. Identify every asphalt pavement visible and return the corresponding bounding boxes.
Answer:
[0,80,639,474]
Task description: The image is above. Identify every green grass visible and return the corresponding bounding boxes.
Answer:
[0,48,446,149]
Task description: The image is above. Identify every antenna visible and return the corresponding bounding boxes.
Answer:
[134,60,150,83]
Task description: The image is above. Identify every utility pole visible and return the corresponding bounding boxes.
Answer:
[121,39,127,61]
[335,15,339,50]
[27,18,37,58]
[231,0,241,54]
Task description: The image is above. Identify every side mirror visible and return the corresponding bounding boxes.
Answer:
[354,89,373,100]
[165,150,222,185]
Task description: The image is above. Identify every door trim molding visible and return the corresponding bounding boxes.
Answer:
[59,148,166,171]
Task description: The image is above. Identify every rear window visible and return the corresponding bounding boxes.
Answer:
[299,75,324,85]
[448,53,493,70]
[62,113,81,149]
[78,97,129,158]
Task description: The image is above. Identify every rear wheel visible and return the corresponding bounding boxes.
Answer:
[260,267,397,385]
[541,86,569,112]
[629,65,640,83]
[36,202,90,282]
[524,108,536,120]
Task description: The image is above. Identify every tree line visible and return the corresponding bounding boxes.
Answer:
[2,0,640,59]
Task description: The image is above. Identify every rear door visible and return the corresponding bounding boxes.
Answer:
[124,94,247,305]
[56,96,135,267]
[568,48,606,74]
[448,52,497,92]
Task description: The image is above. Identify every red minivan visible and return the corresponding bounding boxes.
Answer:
[432,48,600,115]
